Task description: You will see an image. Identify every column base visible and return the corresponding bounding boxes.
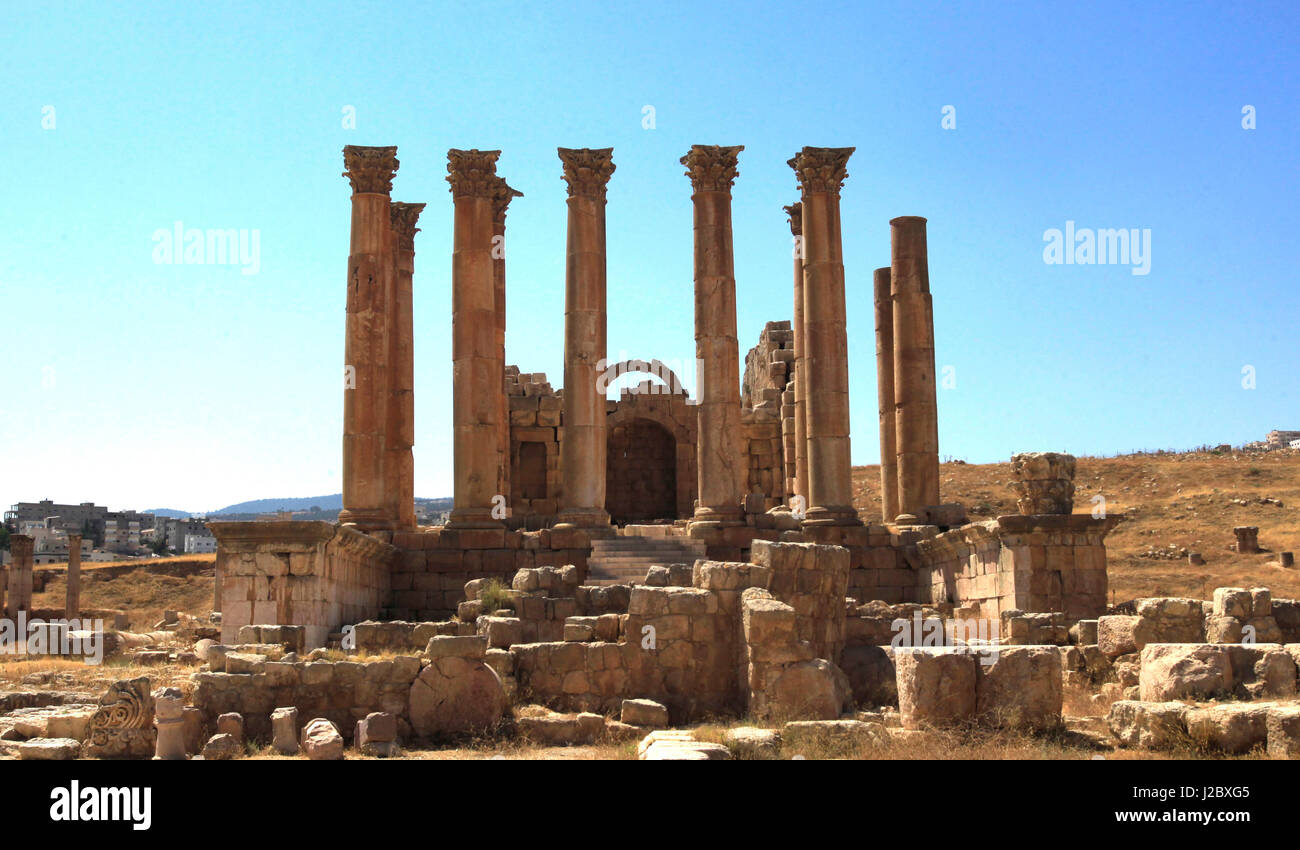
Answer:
[554,507,613,534]
[445,508,505,530]
[337,508,396,532]
[688,504,746,533]
[799,505,863,528]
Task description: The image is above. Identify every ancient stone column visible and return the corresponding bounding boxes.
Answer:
[556,148,615,530]
[447,149,506,528]
[1010,451,1076,515]
[492,180,523,515]
[786,202,810,508]
[66,532,82,619]
[874,267,899,523]
[386,202,424,530]
[890,216,940,522]
[683,145,746,529]
[789,147,860,527]
[339,145,398,531]
[1234,526,1260,554]
[153,687,186,760]
[6,534,33,621]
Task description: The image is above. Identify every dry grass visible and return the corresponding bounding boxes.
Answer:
[852,448,1300,603]
[32,568,214,630]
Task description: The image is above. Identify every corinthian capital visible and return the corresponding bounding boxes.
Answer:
[681,144,743,194]
[558,148,616,200]
[446,149,502,198]
[784,202,802,236]
[490,178,524,226]
[342,145,399,194]
[390,202,426,250]
[787,146,855,197]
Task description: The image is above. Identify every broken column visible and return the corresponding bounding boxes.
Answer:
[5,534,33,621]
[890,215,940,522]
[1234,526,1260,554]
[788,146,860,527]
[786,202,810,507]
[683,144,746,529]
[387,202,425,530]
[447,149,506,529]
[492,180,523,515]
[153,687,186,760]
[339,145,398,531]
[556,147,616,530]
[1010,452,1076,515]
[874,267,899,524]
[66,532,82,619]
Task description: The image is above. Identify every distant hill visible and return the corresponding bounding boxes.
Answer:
[145,508,193,519]
[212,494,344,515]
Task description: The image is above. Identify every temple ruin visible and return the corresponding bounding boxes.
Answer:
[206,142,1121,714]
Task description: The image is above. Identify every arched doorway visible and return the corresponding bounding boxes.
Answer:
[606,418,678,525]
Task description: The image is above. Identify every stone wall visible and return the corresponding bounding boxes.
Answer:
[914,514,1118,621]
[209,521,396,649]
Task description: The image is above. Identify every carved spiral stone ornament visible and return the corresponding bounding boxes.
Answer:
[787,146,855,197]
[1009,451,1077,515]
[84,677,157,759]
[785,201,802,236]
[390,202,426,250]
[558,147,616,200]
[681,144,743,194]
[446,149,502,198]
[342,145,399,194]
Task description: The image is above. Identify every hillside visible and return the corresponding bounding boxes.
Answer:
[851,448,1300,602]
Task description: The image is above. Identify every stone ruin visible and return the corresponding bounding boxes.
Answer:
[29,142,1300,761]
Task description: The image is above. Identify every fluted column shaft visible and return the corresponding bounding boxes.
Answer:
[447,150,506,528]
[387,202,424,530]
[790,147,860,527]
[492,182,522,515]
[684,145,746,528]
[339,146,398,531]
[874,267,899,523]
[557,147,615,529]
[787,202,809,506]
[66,532,82,619]
[891,216,940,520]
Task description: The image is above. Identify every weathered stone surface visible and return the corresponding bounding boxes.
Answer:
[895,648,977,729]
[1097,615,1143,658]
[300,718,345,760]
[83,677,156,759]
[357,711,398,757]
[1184,703,1271,754]
[636,729,732,760]
[782,719,888,749]
[975,646,1062,731]
[1107,700,1189,749]
[724,726,781,757]
[1213,587,1252,619]
[408,657,506,737]
[5,737,81,760]
[424,635,488,659]
[1266,705,1300,759]
[216,712,244,743]
[271,707,299,755]
[201,732,241,760]
[516,711,605,745]
[620,698,669,728]
[768,658,852,721]
[1138,644,1233,702]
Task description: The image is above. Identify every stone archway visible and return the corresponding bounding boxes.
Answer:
[605,418,679,525]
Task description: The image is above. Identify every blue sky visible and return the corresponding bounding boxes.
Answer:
[1,0,1296,513]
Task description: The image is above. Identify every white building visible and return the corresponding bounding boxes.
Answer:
[184,533,217,554]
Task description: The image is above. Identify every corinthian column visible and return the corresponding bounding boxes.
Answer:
[339,145,398,531]
[492,180,523,513]
[447,149,505,529]
[682,145,746,529]
[891,216,940,521]
[788,147,861,527]
[556,147,615,530]
[786,202,809,507]
[66,532,83,619]
[874,267,899,523]
[387,202,425,530]
[6,534,33,621]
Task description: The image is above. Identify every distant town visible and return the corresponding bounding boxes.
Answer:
[0,496,452,565]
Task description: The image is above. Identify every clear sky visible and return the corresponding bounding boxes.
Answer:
[1,0,1296,514]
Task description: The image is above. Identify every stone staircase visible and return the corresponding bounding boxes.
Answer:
[585,535,708,586]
